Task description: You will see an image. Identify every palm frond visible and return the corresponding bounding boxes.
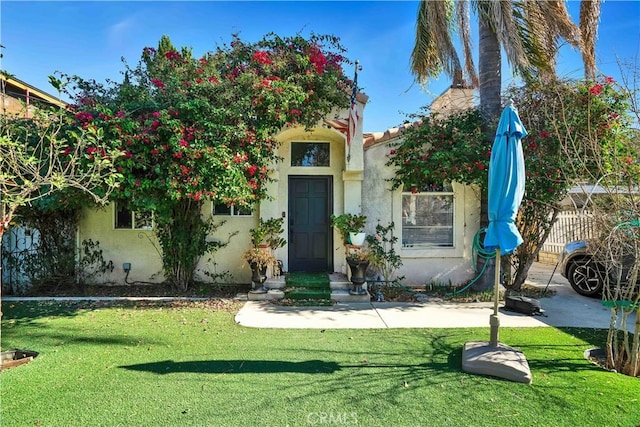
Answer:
[580,0,601,80]
[456,0,478,87]
[411,0,462,85]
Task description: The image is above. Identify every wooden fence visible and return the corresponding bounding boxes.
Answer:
[541,210,595,254]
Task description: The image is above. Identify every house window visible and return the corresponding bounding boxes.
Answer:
[401,192,454,248]
[115,203,153,230]
[212,203,253,216]
[291,142,330,167]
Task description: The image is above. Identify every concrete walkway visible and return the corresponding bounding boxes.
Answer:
[235,262,637,331]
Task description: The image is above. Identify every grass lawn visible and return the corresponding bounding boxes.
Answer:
[1,300,639,427]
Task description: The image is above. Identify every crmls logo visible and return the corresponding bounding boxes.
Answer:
[306,412,358,425]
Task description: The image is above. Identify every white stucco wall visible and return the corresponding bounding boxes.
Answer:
[78,204,164,285]
[363,137,481,286]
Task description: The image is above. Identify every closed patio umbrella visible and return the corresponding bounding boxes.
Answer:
[462,102,531,384]
[484,102,527,346]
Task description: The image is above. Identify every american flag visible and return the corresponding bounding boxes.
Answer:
[346,64,359,148]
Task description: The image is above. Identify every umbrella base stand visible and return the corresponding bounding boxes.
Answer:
[462,341,532,384]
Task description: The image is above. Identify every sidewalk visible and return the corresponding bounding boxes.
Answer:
[235,262,636,331]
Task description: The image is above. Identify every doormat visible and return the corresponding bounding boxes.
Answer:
[284,272,331,301]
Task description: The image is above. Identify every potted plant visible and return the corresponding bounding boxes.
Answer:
[242,247,278,293]
[330,213,367,246]
[243,217,286,292]
[345,246,370,295]
[250,217,287,250]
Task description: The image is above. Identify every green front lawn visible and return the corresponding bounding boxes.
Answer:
[1,300,638,426]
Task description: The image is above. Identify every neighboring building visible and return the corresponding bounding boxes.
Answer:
[78,85,479,287]
[1,75,66,290]
[1,74,66,116]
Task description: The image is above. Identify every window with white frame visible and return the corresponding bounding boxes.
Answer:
[401,190,454,248]
[115,203,153,230]
[212,203,253,216]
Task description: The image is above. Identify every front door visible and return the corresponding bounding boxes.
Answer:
[288,176,332,272]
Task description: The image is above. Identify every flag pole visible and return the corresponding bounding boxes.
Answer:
[347,60,359,163]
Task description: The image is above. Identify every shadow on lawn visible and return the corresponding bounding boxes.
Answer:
[120,359,343,374]
[121,337,461,377]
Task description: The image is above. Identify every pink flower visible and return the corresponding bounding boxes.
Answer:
[164,51,181,61]
[605,76,615,84]
[180,139,189,148]
[247,165,258,176]
[308,45,327,73]
[252,51,273,65]
[589,84,603,96]
[74,112,93,122]
[135,180,141,187]
[150,79,165,89]
[115,110,126,118]
[152,111,161,117]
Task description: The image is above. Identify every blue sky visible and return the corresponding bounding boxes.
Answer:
[1,1,638,132]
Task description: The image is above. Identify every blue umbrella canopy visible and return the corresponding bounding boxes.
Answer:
[483,104,527,255]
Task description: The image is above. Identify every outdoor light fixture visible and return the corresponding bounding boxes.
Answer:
[123,263,131,273]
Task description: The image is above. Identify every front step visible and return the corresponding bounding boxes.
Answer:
[254,273,370,303]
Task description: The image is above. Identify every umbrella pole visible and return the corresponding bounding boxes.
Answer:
[490,248,500,347]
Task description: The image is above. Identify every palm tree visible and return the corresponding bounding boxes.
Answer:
[412,0,601,119]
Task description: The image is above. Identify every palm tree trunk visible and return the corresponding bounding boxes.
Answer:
[478,19,501,122]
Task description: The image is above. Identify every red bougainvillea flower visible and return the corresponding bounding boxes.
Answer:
[150,78,165,89]
[74,112,94,122]
[308,45,327,73]
[605,76,615,84]
[180,139,189,148]
[290,109,301,116]
[252,51,273,65]
[247,165,258,176]
[589,84,603,96]
[540,131,551,138]
[165,51,181,61]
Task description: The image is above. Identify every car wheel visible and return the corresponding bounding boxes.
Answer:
[567,259,603,297]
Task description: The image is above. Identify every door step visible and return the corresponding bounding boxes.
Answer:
[246,273,370,303]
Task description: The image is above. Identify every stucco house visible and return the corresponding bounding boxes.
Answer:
[78,84,480,287]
